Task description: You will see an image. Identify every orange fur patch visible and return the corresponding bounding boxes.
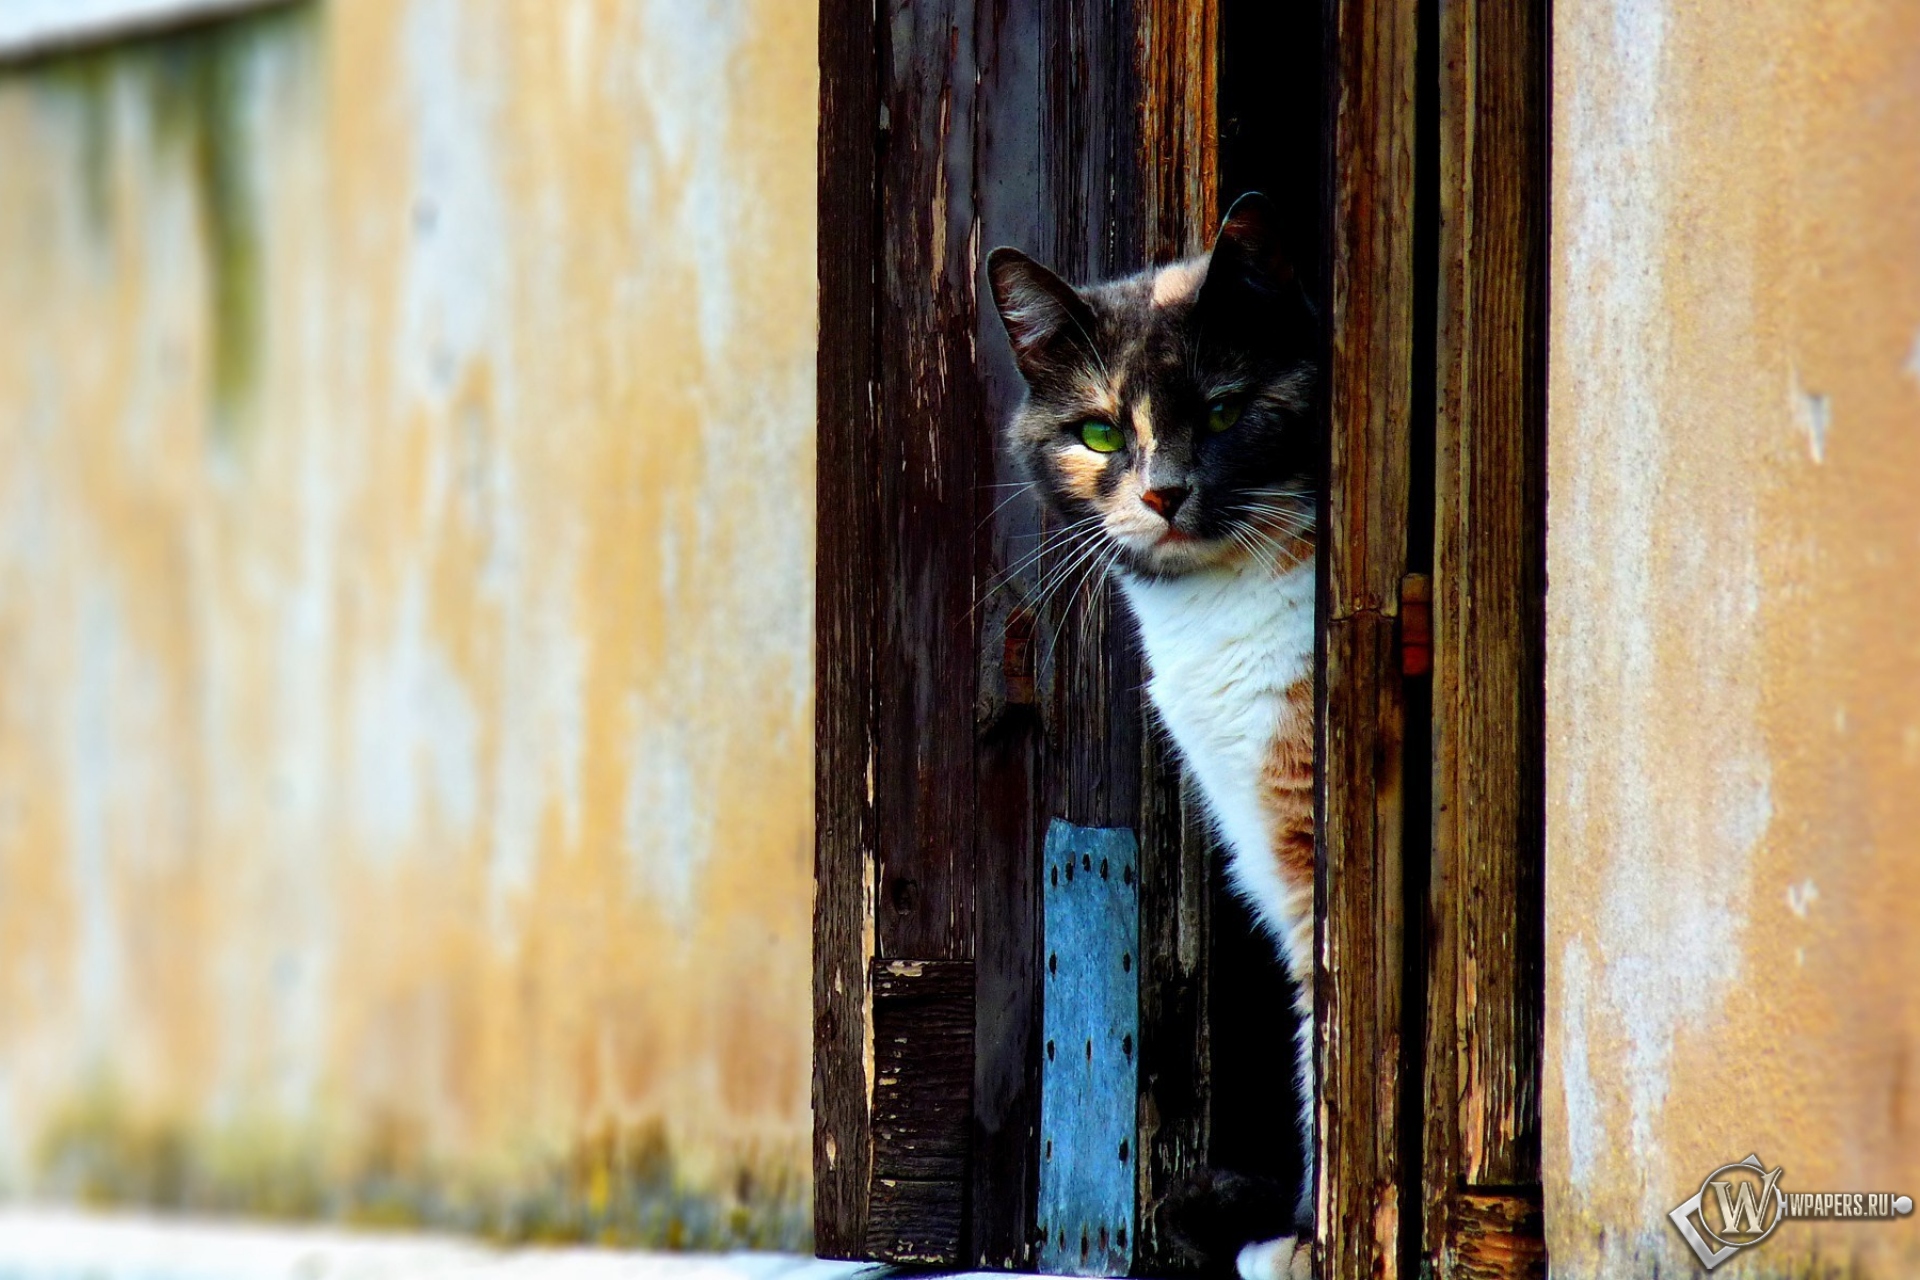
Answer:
[1055,445,1110,499]
[1130,395,1155,458]
[1261,676,1318,911]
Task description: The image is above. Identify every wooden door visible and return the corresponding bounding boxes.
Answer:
[813,2,1238,1267]
[813,0,1549,1274]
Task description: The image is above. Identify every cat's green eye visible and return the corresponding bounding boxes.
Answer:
[1078,420,1125,453]
[1207,399,1243,433]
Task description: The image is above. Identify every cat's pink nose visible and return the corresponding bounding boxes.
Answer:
[1141,486,1190,520]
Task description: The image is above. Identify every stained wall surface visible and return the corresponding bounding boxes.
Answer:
[1548,1,1920,1274]
[0,0,817,1244]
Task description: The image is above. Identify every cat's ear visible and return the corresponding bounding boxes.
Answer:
[1199,192,1294,313]
[988,247,1097,378]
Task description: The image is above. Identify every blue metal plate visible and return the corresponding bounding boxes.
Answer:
[1037,819,1140,1277]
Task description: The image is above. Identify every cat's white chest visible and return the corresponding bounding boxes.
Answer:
[1119,560,1316,942]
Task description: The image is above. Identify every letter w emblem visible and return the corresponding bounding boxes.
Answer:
[1712,1166,1784,1236]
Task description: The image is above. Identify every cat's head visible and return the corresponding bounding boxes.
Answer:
[987,193,1318,580]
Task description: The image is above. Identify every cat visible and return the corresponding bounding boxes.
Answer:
[988,193,1318,1280]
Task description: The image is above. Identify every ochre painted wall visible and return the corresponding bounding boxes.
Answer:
[1548,1,1920,1274]
[0,0,816,1245]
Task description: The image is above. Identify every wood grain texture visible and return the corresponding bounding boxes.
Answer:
[866,1177,970,1267]
[973,2,1160,1267]
[1318,0,1420,1274]
[1449,1190,1547,1280]
[968,3,1050,1267]
[1135,726,1213,1276]
[872,0,982,965]
[1318,612,1409,1280]
[818,0,1267,1266]
[818,0,1216,1265]
[867,960,977,1263]
[1425,0,1547,1269]
[1139,0,1220,259]
[865,2,986,1264]
[1133,5,1221,1273]
[813,0,881,1256]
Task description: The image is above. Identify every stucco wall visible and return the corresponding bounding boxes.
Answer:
[1548,1,1920,1274]
[0,0,816,1245]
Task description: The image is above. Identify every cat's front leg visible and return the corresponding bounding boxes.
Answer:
[1236,1235,1313,1280]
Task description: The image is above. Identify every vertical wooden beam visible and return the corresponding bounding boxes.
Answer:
[1427,0,1548,1272]
[1133,5,1220,1273]
[860,0,986,1263]
[813,0,880,1258]
[1135,744,1214,1276]
[1139,0,1220,259]
[969,5,1048,1268]
[1320,0,1420,1275]
[870,0,982,964]
[970,0,1167,1267]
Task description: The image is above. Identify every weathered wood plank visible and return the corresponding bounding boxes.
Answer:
[867,958,976,1263]
[872,0,982,965]
[813,0,881,1256]
[866,1176,970,1266]
[1426,0,1547,1269]
[1140,0,1220,260]
[860,2,988,1263]
[969,3,1049,1268]
[1319,0,1420,1274]
[1135,724,1212,1276]
[871,960,976,1185]
[1449,1189,1547,1280]
[1132,5,1220,1273]
[1318,612,1409,1279]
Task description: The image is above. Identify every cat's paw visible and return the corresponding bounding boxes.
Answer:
[1156,1167,1296,1274]
[1235,1235,1312,1280]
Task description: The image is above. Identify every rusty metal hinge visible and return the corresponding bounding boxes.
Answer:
[1401,573,1432,677]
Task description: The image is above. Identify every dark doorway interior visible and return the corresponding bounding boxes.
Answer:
[1203,0,1328,1224]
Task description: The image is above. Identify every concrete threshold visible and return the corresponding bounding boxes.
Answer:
[0,1208,1031,1280]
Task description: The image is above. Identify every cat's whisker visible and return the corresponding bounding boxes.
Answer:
[977,483,1040,531]
[1227,526,1266,567]
[1038,539,1122,673]
[1030,526,1115,621]
[972,516,1107,622]
[1233,507,1319,539]
[1231,514,1309,538]
[1035,523,1120,626]
[1239,522,1314,572]
[1238,507,1316,523]
[983,514,1102,588]
[1245,525,1312,542]
[1017,540,1108,636]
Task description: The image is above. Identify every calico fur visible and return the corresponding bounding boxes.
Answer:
[988,194,1321,1280]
